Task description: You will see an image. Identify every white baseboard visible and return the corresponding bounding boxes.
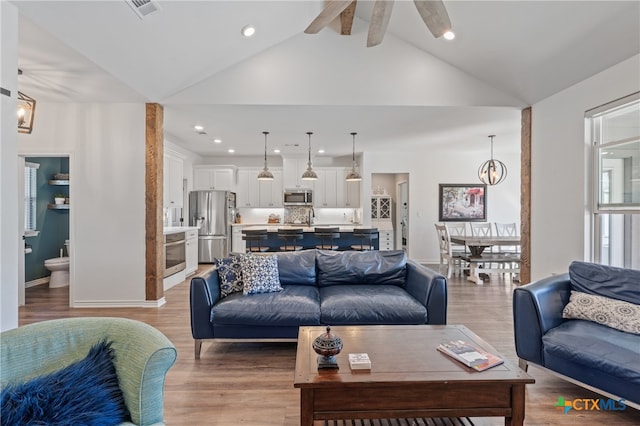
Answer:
[71,297,166,308]
[25,277,49,288]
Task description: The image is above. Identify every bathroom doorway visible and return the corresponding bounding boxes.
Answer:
[19,155,71,305]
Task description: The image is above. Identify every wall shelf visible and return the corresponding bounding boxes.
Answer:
[48,179,70,186]
[48,204,70,210]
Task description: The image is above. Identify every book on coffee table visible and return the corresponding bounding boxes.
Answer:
[348,353,371,370]
[437,340,503,372]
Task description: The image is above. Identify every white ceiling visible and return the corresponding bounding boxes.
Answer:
[13,0,640,158]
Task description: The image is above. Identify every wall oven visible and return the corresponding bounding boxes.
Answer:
[283,189,313,206]
[164,232,186,278]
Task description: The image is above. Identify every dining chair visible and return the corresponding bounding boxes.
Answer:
[242,229,270,253]
[277,228,304,251]
[314,227,340,250]
[445,222,468,255]
[469,222,492,237]
[350,228,378,251]
[434,224,467,278]
[494,222,520,274]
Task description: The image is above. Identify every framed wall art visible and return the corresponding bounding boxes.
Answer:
[438,184,487,222]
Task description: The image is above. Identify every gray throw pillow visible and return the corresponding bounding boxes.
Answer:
[562,290,640,335]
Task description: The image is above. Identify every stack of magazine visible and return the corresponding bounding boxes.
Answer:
[437,340,504,372]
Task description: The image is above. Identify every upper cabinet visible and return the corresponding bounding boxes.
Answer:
[164,154,184,208]
[313,168,339,207]
[193,166,235,191]
[343,169,361,208]
[259,169,283,208]
[236,168,260,207]
[283,158,313,190]
[371,195,392,220]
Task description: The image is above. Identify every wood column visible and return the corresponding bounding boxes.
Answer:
[520,107,532,284]
[146,103,164,301]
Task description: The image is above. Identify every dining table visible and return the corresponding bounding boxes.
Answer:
[449,236,521,285]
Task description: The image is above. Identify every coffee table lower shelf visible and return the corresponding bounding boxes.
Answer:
[294,325,534,426]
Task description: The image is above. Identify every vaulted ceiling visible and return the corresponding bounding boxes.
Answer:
[13,0,640,158]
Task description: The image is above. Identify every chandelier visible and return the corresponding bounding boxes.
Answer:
[478,135,507,185]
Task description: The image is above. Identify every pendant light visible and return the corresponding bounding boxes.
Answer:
[301,131,318,180]
[257,131,274,180]
[478,134,507,185]
[345,132,362,182]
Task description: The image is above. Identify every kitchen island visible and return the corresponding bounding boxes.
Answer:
[239,225,379,251]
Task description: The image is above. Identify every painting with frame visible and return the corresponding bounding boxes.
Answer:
[438,184,486,222]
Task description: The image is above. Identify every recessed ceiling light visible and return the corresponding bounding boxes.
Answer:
[318,149,325,154]
[228,149,235,153]
[273,149,281,153]
[241,25,255,37]
[443,30,455,41]
[213,139,222,144]
[194,125,204,131]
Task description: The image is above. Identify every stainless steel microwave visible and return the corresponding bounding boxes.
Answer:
[283,189,313,206]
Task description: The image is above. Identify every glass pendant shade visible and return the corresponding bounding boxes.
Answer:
[478,135,507,185]
[257,131,274,180]
[345,132,362,181]
[301,132,318,180]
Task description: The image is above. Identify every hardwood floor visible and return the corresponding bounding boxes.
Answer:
[18,265,639,426]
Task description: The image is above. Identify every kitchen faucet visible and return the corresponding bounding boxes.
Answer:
[308,207,315,226]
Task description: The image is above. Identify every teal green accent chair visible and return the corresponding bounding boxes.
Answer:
[1,317,177,426]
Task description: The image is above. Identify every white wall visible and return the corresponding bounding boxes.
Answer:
[0,2,20,331]
[531,55,640,280]
[365,145,521,264]
[18,102,148,307]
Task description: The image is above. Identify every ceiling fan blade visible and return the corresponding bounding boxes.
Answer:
[413,0,452,38]
[305,0,356,34]
[367,0,394,47]
[340,0,357,35]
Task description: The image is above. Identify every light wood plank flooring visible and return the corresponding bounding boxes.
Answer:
[18,265,639,425]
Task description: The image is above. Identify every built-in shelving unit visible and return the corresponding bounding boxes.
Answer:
[47,203,70,210]
[48,179,70,186]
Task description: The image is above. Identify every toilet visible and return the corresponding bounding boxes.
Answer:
[44,240,70,288]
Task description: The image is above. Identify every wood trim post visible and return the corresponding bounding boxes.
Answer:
[146,103,164,301]
[520,107,532,284]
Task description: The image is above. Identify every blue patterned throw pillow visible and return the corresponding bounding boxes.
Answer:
[0,340,130,426]
[242,254,283,295]
[216,253,248,297]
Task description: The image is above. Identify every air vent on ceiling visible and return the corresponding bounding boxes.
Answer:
[126,0,161,19]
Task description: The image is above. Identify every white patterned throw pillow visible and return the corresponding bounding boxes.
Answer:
[562,290,640,335]
[242,254,283,295]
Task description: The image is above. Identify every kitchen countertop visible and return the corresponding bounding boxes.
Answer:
[163,226,199,235]
[242,225,369,233]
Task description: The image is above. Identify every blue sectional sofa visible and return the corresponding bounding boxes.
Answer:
[190,249,447,359]
[513,261,640,408]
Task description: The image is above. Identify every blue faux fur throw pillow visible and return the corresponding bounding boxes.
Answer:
[1,340,130,426]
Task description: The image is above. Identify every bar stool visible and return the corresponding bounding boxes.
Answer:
[277,228,304,251]
[350,228,378,251]
[314,227,340,251]
[242,229,270,253]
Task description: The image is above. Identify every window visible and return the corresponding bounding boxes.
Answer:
[24,162,39,232]
[587,93,640,268]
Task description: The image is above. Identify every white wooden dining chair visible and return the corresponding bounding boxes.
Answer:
[470,222,492,237]
[434,224,467,278]
[445,222,468,255]
[494,222,520,275]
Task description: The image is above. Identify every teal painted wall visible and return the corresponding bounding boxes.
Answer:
[24,157,70,282]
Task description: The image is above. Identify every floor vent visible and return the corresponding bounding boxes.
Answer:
[126,0,161,19]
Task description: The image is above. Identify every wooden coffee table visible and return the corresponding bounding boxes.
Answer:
[294,325,534,426]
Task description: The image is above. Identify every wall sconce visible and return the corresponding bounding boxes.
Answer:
[17,91,36,134]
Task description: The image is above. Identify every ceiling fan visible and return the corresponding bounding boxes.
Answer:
[305,0,452,47]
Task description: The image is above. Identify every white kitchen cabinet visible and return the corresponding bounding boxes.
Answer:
[163,154,184,208]
[371,195,392,220]
[231,225,246,253]
[193,166,235,191]
[259,169,283,207]
[283,158,313,190]
[313,168,339,207]
[185,229,199,275]
[236,169,260,207]
[342,168,361,208]
[378,229,394,251]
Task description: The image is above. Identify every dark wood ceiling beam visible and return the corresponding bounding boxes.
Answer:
[340,1,357,35]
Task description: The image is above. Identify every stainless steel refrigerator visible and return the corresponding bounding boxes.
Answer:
[189,190,236,263]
